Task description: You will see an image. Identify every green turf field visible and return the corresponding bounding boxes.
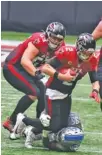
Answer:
[1,72,102,155]
[1,32,102,155]
[1,31,102,46]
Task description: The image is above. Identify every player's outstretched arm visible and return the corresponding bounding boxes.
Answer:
[41,64,76,82]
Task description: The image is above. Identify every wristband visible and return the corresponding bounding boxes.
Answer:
[53,71,59,79]
[92,89,99,94]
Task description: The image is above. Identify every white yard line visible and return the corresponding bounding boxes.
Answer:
[72,98,92,101]
[1,143,102,154]
[1,79,91,87]
[79,149,102,154]
[1,95,93,101]
[85,131,102,135]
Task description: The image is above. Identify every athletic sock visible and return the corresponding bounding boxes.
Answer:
[10,95,34,124]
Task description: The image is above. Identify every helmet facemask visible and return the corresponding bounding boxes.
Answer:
[46,22,66,50]
[47,32,64,50]
[77,48,95,61]
[76,33,96,61]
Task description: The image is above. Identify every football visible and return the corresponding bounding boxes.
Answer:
[59,68,77,76]
[69,69,77,76]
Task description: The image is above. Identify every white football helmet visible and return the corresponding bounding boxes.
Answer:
[56,127,84,151]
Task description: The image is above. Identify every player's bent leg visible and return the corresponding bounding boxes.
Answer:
[23,127,42,149]
[3,64,41,131]
[28,95,37,100]
[2,95,35,132]
[36,97,45,118]
[24,126,37,149]
[49,95,72,133]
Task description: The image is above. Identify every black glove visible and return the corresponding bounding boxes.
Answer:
[34,70,45,81]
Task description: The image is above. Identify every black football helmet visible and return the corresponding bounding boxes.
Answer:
[46,22,66,50]
[76,33,96,60]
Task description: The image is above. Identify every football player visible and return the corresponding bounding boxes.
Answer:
[89,20,102,110]
[3,22,67,132]
[11,33,99,151]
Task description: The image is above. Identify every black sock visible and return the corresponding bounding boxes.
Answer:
[36,98,45,118]
[10,95,34,124]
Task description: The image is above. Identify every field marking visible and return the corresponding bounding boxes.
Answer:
[1,79,91,86]
[1,143,102,154]
[84,131,102,135]
[1,96,93,102]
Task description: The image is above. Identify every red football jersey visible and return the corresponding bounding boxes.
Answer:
[55,45,99,75]
[55,45,78,68]
[99,47,102,63]
[6,32,65,65]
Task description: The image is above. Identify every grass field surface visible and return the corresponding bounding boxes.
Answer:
[1,31,102,46]
[1,32,102,155]
[1,73,102,155]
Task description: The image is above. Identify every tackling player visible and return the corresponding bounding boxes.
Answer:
[89,20,102,110]
[11,33,99,151]
[3,22,67,132]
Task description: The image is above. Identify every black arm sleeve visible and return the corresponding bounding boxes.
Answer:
[46,57,62,69]
[88,71,98,83]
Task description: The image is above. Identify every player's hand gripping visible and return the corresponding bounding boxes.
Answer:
[90,89,100,103]
[34,70,45,81]
[64,69,77,81]
[40,111,51,127]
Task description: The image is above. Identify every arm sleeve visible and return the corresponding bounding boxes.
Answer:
[88,71,98,83]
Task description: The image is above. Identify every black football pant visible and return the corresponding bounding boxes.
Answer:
[3,63,44,123]
[3,63,41,96]
[23,95,72,133]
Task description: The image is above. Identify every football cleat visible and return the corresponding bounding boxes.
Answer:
[12,113,26,135]
[3,117,13,132]
[24,126,36,149]
[9,132,21,140]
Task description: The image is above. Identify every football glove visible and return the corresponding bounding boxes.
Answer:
[40,112,51,127]
[34,70,45,81]
[90,89,100,103]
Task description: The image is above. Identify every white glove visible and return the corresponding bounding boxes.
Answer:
[39,112,51,127]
